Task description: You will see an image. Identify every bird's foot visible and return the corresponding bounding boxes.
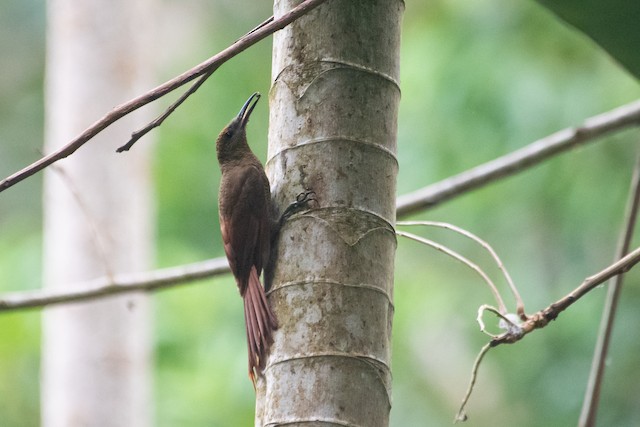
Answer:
[279,190,317,225]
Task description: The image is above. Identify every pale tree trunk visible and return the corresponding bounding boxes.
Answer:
[42,0,154,426]
[258,0,403,425]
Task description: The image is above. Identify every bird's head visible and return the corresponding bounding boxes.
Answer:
[216,92,260,164]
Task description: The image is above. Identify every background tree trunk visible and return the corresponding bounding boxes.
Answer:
[258,0,403,425]
[42,0,154,425]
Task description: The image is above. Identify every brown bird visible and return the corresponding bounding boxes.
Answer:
[216,92,277,384]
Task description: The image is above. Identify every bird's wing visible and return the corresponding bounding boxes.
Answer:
[219,164,270,291]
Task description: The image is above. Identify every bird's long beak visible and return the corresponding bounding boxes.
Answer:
[237,92,260,129]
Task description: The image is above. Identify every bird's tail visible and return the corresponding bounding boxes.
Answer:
[243,266,278,385]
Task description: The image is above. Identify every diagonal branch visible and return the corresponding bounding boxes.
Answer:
[1,100,639,311]
[116,69,214,153]
[396,100,640,217]
[115,16,275,153]
[449,245,640,418]
[455,158,640,421]
[0,0,330,194]
[488,245,640,347]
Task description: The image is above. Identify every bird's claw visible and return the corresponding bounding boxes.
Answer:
[295,190,317,206]
[280,190,317,224]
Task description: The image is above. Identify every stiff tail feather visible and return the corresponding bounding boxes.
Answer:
[243,266,278,384]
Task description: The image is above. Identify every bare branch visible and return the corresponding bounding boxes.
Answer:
[0,258,229,311]
[397,100,640,218]
[454,342,491,423]
[457,237,640,420]
[117,15,282,153]
[0,0,330,194]
[1,100,639,311]
[579,148,640,427]
[489,245,640,347]
[116,69,213,152]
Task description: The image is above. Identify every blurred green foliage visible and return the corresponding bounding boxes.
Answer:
[1,0,640,426]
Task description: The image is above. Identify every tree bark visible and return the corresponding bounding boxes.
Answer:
[42,0,154,426]
[258,0,403,425]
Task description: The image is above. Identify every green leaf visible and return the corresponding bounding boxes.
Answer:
[536,0,640,79]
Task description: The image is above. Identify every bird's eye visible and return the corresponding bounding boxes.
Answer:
[225,130,233,138]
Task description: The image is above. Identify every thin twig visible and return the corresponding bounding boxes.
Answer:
[396,230,507,313]
[489,246,640,346]
[113,15,278,153]
[117,69,214,152]
[244,16,275,38]
[579,148,640,427]
[0,257,230,311]
[119,13,277,153]
[0,0,330,194]
[454,342,492,423]
[396,100,640,218]
[397,221,525,318]
[457,243,640,420]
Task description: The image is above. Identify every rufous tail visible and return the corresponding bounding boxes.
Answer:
[243,266,278,385]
